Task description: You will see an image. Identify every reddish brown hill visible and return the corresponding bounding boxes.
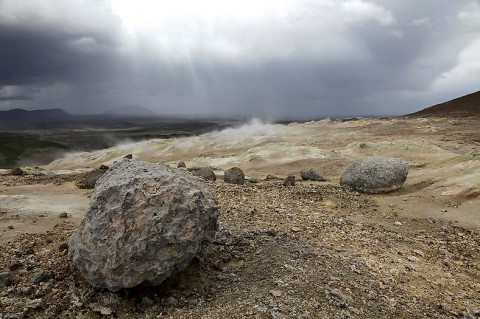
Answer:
[408,91,480,117]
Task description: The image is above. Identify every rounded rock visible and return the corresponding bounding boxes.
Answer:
[10,167,25,176]
[300,167,326,181]
[283,175,295,186]
[189,167,216,181]
[340,157,408,194]
[68,160,219,292]
[224,167,245,185]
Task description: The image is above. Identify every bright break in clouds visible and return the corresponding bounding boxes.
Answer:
[0,0,479,118]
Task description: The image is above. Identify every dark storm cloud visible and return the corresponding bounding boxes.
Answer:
[0,0,479,118]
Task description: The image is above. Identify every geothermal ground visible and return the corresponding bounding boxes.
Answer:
[0,116,479,318]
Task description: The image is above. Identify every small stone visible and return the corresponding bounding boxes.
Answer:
[124,154,133,159]
[413,249,425,257]
[224,167,245,185]
[11,167,25,176]
[407,256,419,262]
[255,305,268,313]
[426,216,438,223]
[283,175,295,186]
[58,243,69,252]
[0,272,13,287]
[92,304,113,315]
[190,167,217,181]
[177,161,186,168]
[290,227,301,233]
[21,286,33,295]
[58,212,68,218]
[7,225,14,230]
[300,167,327,181]
[4,312,26,319]
[25,298,43,309]
[31,270,55,284]
[248,177,258,183]
[394,221,403,226]
[166,296,179,306]
[270,290,282,297]
[140,296,155,308]
[9,260,22,271]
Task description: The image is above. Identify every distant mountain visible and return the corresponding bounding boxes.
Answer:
[0,108,72,120]
[103,105,157,117]
[408,91,480,117]
[0,108,76,130]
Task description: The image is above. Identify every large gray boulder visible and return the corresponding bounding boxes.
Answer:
[340,157,408,193]
[300,167,327,181]
[69,160,219,292]
[224,167,245,185]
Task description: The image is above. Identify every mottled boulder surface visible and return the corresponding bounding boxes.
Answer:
[69,160,219,292]
[340,157,408,193]
[224,167,245,185]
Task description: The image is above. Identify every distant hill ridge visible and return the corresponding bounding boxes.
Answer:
[0,108,75,130]
[0,108,72,119]
[408,91,480,117]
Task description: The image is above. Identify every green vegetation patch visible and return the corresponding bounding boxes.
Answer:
[0,132,69,168]
[465,152,480,160]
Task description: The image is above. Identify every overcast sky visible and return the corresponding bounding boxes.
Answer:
[0,0,479,118]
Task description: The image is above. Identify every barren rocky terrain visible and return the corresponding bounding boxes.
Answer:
[0,115,479,318]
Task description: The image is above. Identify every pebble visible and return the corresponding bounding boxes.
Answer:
[8,225,14,230]
[31,270,55,284]
[270,290,283,297]
[140,296,154,308]
[0,272,13,287]
[413,250,425,257]
[254,305,268,313]
[394,221,403,226]
[407,256,419,262]
[290,227,301,233]
[166,296,179,306]
[58,212,68,218]
[9,260,22,271]
[426,216,438,223]
[4,312,26,319]
[21,286,33,295]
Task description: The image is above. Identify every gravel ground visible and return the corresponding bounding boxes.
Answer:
[1,178,479,319]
